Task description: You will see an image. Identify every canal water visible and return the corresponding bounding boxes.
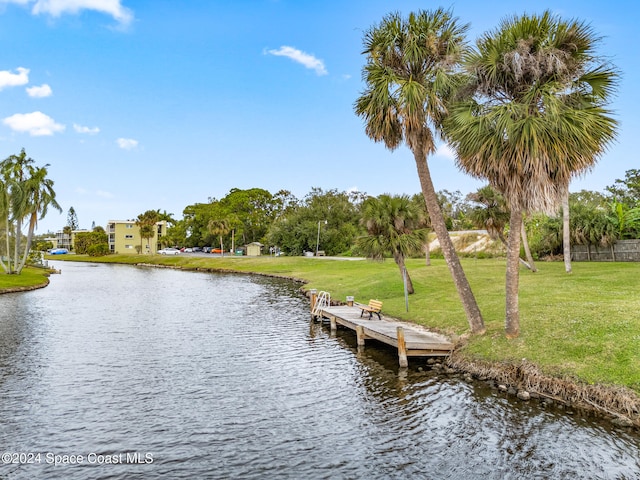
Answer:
[0,262,638,479]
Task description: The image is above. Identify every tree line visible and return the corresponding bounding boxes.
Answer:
[161,171,639,262]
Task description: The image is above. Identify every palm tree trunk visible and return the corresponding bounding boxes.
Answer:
[16,214,36,274]
[520,223,537,272]
[2,214,11,273]
[413,148,485,334]
[562,189,572,273]
[424,239,431,266]
[394,253,414,294]
[14,218,22,273]
[505,207,522,338]
[498,232,538,272]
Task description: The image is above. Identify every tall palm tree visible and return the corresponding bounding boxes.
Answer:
[446,11,618,337]
[16,165,61,273]
[0,178,11,273]
[354,9,485,334]
[358,194,428,294]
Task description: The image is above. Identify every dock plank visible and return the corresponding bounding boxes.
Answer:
[316,305,454,365]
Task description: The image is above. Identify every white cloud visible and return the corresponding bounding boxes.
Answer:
[2,111,65,136]
[26,83,52,97]
[1,0,133,25]
[74,123,100,134]
[116,137,138,150]
[0,67,30,90]
[266,46,327,76]
[436,143,456,161]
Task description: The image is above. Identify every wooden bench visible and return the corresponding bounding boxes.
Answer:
[355,299,383,320]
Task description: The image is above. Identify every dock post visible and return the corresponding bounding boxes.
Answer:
[346,295,354,307]
[356,325,365,346]
[329,315,337,332]
[310,289,318,319]
[397,327,408,368]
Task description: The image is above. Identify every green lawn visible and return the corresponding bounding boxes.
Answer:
[0,267,50,290]
[33,254,640,392]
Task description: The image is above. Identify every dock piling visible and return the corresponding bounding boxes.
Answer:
[397,327,408,368]
[310,289,318,319]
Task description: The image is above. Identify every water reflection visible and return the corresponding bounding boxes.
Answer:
[0,262,637,479]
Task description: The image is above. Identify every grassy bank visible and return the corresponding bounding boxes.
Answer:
[0,266,51,292]
[47,253,639,395]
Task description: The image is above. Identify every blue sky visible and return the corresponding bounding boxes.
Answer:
[0,0,637,233]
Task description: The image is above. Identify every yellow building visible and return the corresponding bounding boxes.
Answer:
[107,220,168,254]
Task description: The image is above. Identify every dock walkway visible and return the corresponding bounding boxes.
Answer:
[313,301,454,367]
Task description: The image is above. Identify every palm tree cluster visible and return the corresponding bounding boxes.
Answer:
[355,8,486,335]
[356,9,618,337]
[135,210,160,254]
[1,149,61,274]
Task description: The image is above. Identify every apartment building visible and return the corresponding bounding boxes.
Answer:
[107,220,168,254]
[49,229,90,250]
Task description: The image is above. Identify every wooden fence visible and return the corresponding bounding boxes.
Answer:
[571,239,640,262]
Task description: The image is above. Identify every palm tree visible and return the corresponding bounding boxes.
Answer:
[1,149,35,273]
[16,165,61,273]
[467,185,510,245]
[0,178,11,273]
[354,9,485,334]
[208,218,230,256]
[467,185,536,271]
[446,11,618,337]
[154,209,176,226]
[136,210,159,254]
[358,194,428,294]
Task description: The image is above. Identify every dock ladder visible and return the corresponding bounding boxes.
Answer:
[312,291,331,320]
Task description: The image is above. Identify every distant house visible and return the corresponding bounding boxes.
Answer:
[107,220,168,254]
[49,229,90,251]
[246,242,263,256]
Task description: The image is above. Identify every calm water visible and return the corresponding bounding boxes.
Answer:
[0,262,638,479]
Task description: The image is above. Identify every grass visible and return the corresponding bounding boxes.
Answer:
[0,266,51,290]
[32,253,640,393]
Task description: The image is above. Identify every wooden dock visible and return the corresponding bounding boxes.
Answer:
[311,294,454,367]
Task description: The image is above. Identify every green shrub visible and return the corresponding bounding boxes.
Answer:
[87,243,109,256]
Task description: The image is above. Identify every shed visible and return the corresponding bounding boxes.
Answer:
[246,242,264,256]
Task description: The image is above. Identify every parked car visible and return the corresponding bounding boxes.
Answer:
[49,248,68,255]
[158,248,180,255]
[202,247,212,253]
[183,247,193,253]
[192,247,202,252]
[211,248,223,254]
